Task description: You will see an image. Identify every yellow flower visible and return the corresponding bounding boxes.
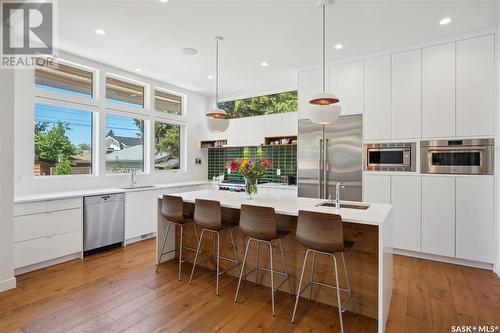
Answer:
[240,158,248,169]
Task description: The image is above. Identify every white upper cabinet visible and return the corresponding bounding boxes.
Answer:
[422,42,456,138]
[456,35,495,136]
[391,176,421,252]
[298,68,323,120]
[391,49,422,139]
[363,55,391,140]
[329,61,363,115]
[421,176,455,257]
[456,177,495,263]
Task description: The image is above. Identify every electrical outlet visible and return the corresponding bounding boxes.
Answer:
[276,168,281,176]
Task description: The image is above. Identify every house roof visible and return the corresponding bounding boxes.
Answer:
[106,135,142,149]
[106,145,143,162]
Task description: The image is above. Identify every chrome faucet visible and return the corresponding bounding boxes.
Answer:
[335,182,345,208]
[130,169,137,187]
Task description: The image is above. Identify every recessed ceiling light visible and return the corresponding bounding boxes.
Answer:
[182,48,198,55]
[207,75,213,79]
[260,62,269,67]
[135,68,142,72]
[159,0,169,2]
[334,43,343,50]
[439,17,451,25]
[95,28,106,35]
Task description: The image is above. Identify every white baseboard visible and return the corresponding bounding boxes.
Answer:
[14,252,81,276]
[125,232,155,246]
[0,277,16,292]
[393,248,494,271]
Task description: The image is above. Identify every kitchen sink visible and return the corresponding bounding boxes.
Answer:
[316,202,370,210]
[119,185,157,190]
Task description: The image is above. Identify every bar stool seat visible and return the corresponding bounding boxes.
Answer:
[156,195,201,281]
[234,205,292,316]
[291,210,355,333]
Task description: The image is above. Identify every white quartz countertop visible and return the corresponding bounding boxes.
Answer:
[167,189,391,226]
[257,182,297,190]
[14,180,210,204]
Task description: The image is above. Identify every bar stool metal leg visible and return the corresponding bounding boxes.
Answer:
[332,254,344,333]
[278,238,293,295]
[268,240,275,316]
[156,222,172,272]
[255,242,260,283]
[291,249,310,323]
[229,227,239,263]
[215,231,220,296]
[189,228,205,284]
[234,238,252,303]
[309,251,316,301]
[178,224,183,281]
[341,252,354,314]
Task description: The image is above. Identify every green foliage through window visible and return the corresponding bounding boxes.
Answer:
[217,91,297,119]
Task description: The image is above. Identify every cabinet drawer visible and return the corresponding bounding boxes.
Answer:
[14,208,82,242]
[15,198,82,216]
[14,230,82,269]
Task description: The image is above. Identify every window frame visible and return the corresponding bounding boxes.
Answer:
[33,98,98,178]
[153,86,186,118]
[34,59,99,108]
[105,73,149,113]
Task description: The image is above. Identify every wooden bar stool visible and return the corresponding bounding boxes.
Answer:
[291,210,355,332]
[234,204,292,316]
[156,195,201,281]
[189,199,240,295]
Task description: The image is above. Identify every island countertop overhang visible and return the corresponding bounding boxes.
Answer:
[160,189,392,226]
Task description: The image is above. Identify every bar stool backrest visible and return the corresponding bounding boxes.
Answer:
[194,199,222,229]
[297,210,344,252]
[239,204,277,240]
[161,195,184,223]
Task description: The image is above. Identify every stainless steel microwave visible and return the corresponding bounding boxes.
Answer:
[363,142,416,172]
[421,139,494,175]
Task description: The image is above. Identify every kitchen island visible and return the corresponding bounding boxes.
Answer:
[156,190,393,333]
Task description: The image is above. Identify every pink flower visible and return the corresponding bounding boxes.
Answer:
[230,160,238,172]
[261,158,272,169]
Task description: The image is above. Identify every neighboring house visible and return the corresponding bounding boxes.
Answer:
[105,135,142,153]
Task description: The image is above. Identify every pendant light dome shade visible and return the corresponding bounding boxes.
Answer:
[206,116,229,133]
[206,107,227,119]
[308,103,341,125]
[309,92,339,105]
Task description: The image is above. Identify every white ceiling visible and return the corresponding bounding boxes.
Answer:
[57,0,500,99]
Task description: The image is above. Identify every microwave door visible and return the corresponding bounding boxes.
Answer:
[426,149,485,174]
[368,149,405,167]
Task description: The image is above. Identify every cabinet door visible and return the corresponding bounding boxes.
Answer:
[456,177,494,263]
[422,42,455,138]
[125,191,152,240]
[329,61,363,115]
[363,55,391,140]
[391,176,421,252]
[362,174,391,204]
[456,35,495,136]
[421,176,455,257]
[298,68,323,120]
[392,49,421,139]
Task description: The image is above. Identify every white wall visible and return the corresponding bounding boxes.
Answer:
[14,52,210,195]
[0,69,16,291]
[496,25,500,277]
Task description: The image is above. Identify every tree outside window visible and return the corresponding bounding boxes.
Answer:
[218,91,297,119]
[155,122,180,170]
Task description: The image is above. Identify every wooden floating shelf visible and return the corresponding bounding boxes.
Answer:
[200,140,227,148]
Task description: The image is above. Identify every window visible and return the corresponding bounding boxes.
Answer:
[35,62,93,98]
[105,114,144,173]
[106,77,144,108]
[218,90,297,119]
[34,103,93,176]
[155,89,182,115]
[154,122,180,170]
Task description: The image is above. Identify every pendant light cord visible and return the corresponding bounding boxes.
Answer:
[215,38,219,105]
[322,4,326,93]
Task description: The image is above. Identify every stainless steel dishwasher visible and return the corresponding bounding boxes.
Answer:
[83,193,125,256]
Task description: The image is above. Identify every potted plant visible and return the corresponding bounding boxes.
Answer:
[227,156,272,199]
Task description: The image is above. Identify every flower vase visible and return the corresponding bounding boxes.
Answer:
[245,177,258,199]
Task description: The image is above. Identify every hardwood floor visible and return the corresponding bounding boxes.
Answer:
[0,239,499,333]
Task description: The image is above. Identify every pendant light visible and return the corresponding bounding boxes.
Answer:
[206,37,229,133]
[308,0,341,125]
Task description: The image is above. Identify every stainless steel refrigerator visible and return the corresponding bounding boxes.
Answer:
[298,115,362,201]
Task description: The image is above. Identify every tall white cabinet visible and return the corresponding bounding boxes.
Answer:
[456,35,495,136]
[422,42,456,138]
[391,176,421,252]
[329,61,364,116]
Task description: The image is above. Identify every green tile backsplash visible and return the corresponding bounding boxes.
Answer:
[208,145,297,183]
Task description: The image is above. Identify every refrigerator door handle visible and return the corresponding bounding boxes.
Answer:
[318,138,323,198]
[323,138,329,199]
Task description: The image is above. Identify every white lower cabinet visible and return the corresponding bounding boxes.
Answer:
[391,176,421,252]
[455,177,495,263]
[362,174,391,204]
[125,191,156,241]
[421,176,455,257]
